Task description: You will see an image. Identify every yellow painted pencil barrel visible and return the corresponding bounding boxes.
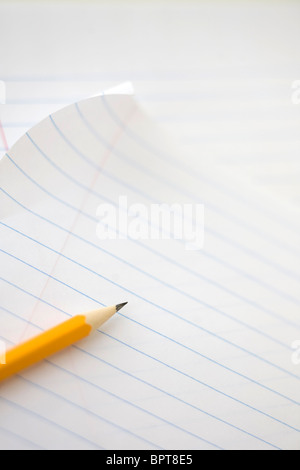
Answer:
[0,303,127,383]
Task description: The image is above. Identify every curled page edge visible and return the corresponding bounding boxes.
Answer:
[91,81,135,98]
[0,82,135,160]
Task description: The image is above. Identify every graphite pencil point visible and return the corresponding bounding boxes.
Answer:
[116,302,128,312]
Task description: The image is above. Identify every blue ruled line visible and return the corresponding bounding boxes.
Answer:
[0,276,299,435]
[5,146,300,326]
[1,222,299,405]
[0,307,287,449]
[1,185,300,383]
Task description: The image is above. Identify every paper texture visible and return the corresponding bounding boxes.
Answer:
[0,89,300,450]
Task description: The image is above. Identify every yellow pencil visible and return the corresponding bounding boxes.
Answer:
[0,302,127,383]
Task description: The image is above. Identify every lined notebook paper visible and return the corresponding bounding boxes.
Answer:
[0,88,300,450]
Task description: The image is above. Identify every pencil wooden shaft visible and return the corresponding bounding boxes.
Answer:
[0,316,91,382]
[0,305,120,383]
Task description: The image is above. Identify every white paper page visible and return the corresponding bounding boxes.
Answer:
[1,0,300,451]
[0,91,300,450]
[1,1,300,209]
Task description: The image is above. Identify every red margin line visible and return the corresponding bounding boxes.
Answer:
[0,119,9,151]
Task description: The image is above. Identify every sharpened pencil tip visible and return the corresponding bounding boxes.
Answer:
[116,302,128,312]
